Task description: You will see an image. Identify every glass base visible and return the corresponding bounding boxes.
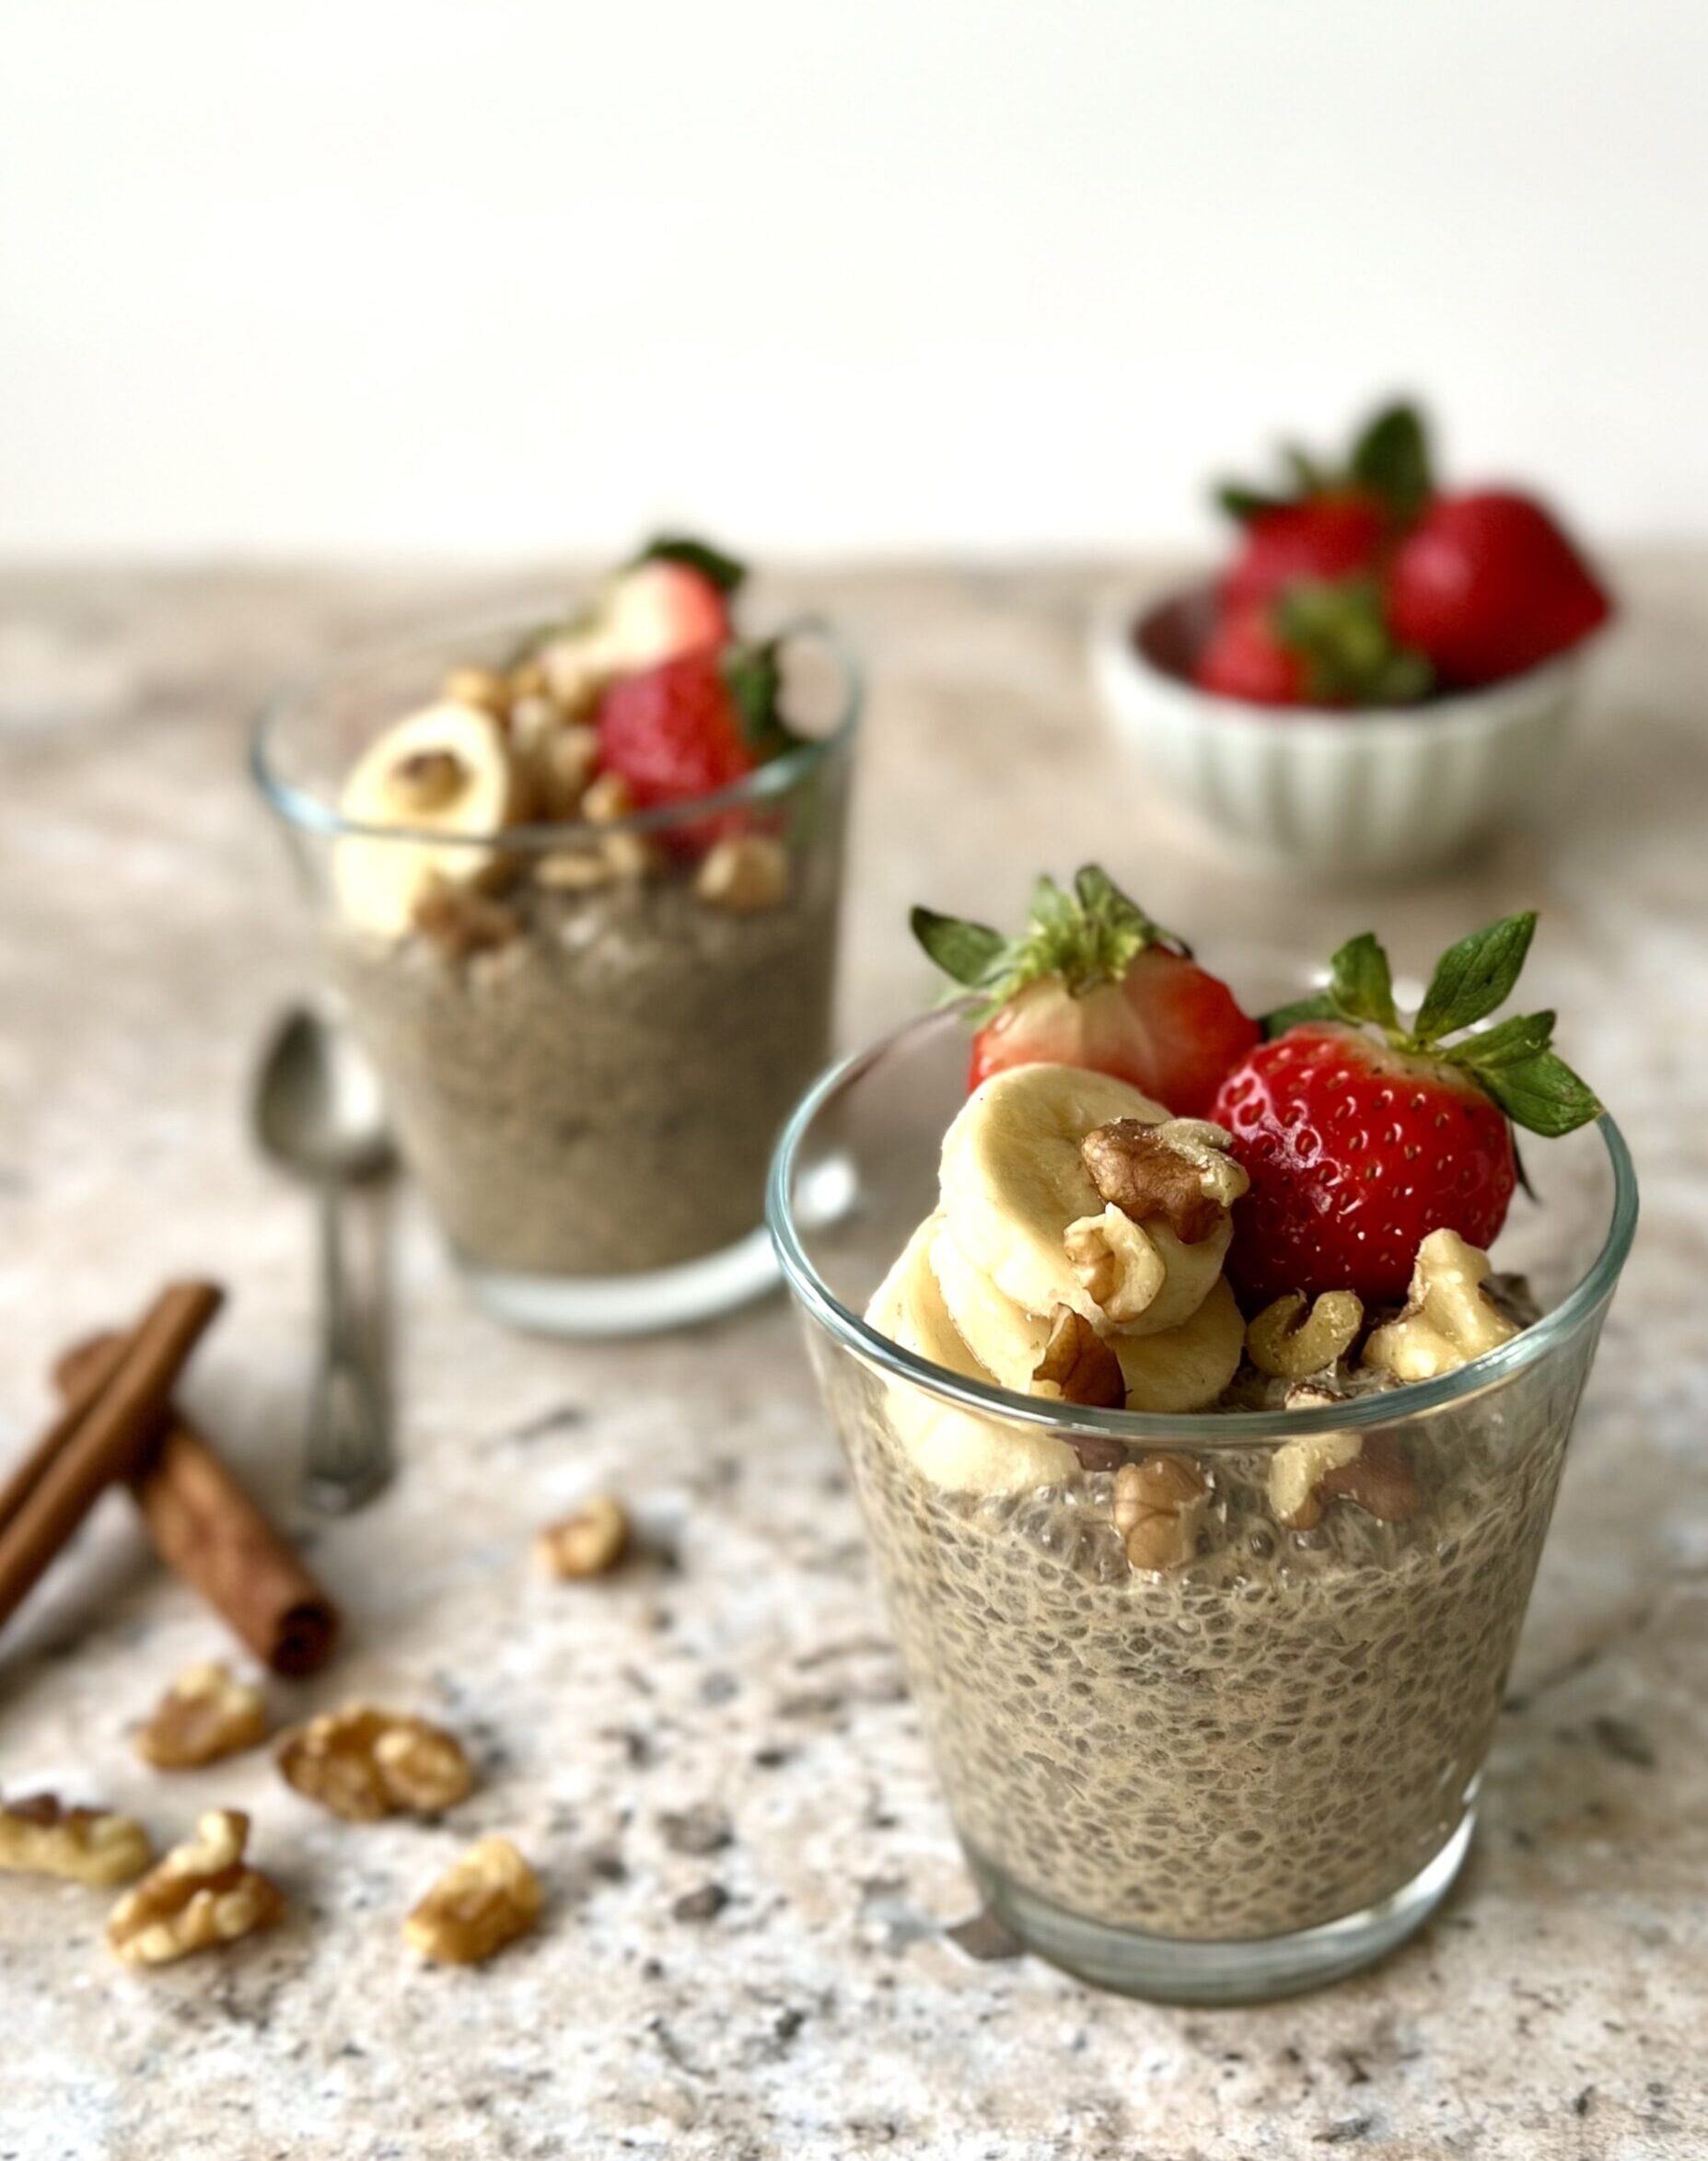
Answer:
[961,1805,1475,2005]
[459,1223,780,1337]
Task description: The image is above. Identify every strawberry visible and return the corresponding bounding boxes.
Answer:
[1215,401,1435,606]
[1219,495,1389,613]
[1193,581,1433,709]
[594,637,795,849]
[1386,491,1613,687]
[912,866,1260,1120]
[599,536,745,676]
[1211,914,1601,1306]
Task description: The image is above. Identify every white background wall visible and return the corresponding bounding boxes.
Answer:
[3,0,1702,557]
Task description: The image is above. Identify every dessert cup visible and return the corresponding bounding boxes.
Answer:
[768,1005,1636,2003]
[254,609,859,1335]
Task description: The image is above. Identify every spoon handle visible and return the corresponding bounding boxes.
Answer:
[304,1178,390,1513]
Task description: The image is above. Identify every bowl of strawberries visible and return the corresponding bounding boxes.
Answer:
[1090,401,1614,879]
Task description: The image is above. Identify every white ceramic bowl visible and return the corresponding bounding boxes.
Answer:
[1090,585,1586,880]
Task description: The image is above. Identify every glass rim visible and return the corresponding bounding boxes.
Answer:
[766,1006,1640,1449]
[249,602,863,849]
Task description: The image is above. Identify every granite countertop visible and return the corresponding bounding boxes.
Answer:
[1,561,1703,2160]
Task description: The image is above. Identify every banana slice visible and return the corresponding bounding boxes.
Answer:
[932,1221,1244,1413]
[866,1216,1079,1497]
[1114,1276,1244,1412]
[939,1063,1229,1337]
[334,703,522,937]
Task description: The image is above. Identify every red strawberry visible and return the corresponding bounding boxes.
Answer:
[1193,605,1313,705]
[595,652,756,845]
[1211,916,1601,1306]
[912,867,1260,1121]
[1193,582,1433,710]
[1387,491,1612,687]
[1219,495,1388,612]
[599,534,748,676]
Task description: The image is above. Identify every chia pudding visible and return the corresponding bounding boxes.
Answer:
[258,537,856,1303]
[782,880,1622,1972]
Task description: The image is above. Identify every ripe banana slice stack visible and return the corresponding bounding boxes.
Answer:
[334,703,524,937]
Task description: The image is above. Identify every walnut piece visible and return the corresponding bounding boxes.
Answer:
[1246,1290,1365,1381]
[695,835,789,913]
[534,722,600,815]
[1112,1454,1208,1571]
[277,1704,474,1821]
[1364,1229,1522,1381]
[1030,1306,1125,1408]
[106,1810,284,1967]
[1080,1118,1246,1244]
[404,1836,541,1966]
[135,1662,270,1771]
[581,771,633,824]
[412,876,521,959]
[536,847,615,891]
[441,665,511,720]
[535,1495,630,1580]
[1063,1204,1167,1324]
[1270,1430,1421,1530]
[0,1795,153,1886]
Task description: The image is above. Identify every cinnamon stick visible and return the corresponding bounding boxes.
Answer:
[0,1283,224,1636]
[55,1335,340,1678]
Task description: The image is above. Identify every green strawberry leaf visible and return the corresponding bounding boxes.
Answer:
[1272,579,1435,708]
[1073,865,1189,957]
[1261,992,1342,1038]
[1348,401,1433,524]
[1447,1008,1557,1074]
[910,906,1008,991]
[721,637,796,761]
[1328,932,1399,1032]
[1214,482,1290,524]
[1472,1049,1604,1138]
[1412,912,1538,1043]
[633,533,748,595]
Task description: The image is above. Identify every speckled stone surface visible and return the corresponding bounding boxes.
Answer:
[1,561,1703,2160]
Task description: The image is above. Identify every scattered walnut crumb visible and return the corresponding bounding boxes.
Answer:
[277,1704,474,1822]
[1269,1430,1421,1530]
[535,1495,630,1580]
[106,1810,284,1967]
[695,834,788,912]
[404,1836,541,1965]
[1030,1305,1126,1409]
[134,1662,270,1771]
[0,1794,153,1886]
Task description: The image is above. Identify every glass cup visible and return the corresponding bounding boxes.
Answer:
[254,609,859,1335]
[768,1005,1637,2003]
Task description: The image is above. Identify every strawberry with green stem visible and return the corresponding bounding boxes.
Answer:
[1212,912,1601,1306]
[912,866,1261,1121]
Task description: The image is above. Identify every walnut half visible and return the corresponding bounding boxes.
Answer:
[106,1810,285,1967]
[1364,1229,1521,1381]
[1112,1454,1208,1571]
[1030,1306,1125,1408]
[1269,1430,1421,1531]
[0,1795,153,1886]
[1245,1291,1365,1381]
[404,1836,542,1966]
[278,1705,474,1822]
[135,1663,270,1771]
[1080,1118,1247,1244]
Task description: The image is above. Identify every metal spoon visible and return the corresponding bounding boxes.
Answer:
[254,1005,394,1513]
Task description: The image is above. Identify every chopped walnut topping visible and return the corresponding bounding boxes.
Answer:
[537,848,615,891]
[535,1495,630,1580]
[1030,1306,1125,1408]
[135,1663,270,1771]
[0,1795,153,1886]
[277,1705,474,1822]
[1246,1290,1365,1381]
[535,722,601,815]
[441,666,511,720]
[581,771,634,825]
[1063,1204,1167,1324]
[412,876,521,959]
[106,1810,285,1967]
[1270,1430,1421,1531]
[1113,1453,1208,1570]
[1080,1120,1240,1245]
[1364,1229,1520,1381]
[695,835,789,913]
[404,1836,541,1965]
